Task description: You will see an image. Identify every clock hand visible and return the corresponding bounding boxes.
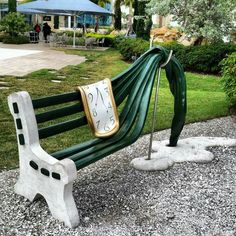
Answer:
[95,87,108,112]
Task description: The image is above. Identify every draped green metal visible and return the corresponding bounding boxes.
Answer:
[48,46,187,170]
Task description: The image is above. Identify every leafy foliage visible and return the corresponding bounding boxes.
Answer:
[146,0,235,42]
[86,32,116,46]
[220,53,236,106]
[0,12,30,36]
[91,0,110,7]
[134,0,152,40]
[2,35,29,44]
[8,0,16,12]
[116,37,236,74]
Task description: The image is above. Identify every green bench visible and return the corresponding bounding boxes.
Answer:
[8,46,186,228]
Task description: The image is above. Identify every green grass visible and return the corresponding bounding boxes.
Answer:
[0,48,229,171]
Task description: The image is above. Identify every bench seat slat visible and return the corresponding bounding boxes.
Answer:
[74,77,153,170]
[36,103,83,123]
[38,117,87,139]
[32,92,81,109]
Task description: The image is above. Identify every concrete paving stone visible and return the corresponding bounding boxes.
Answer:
[51,80,62,83]
[0,81,9,85]
[57,75,66,79]
[0,86,10,89]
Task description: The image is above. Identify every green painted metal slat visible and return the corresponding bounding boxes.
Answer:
[38,117,87,139]
[36,103,83,123]
[51,55,159,160]
[32,92,81,109]
[74,69,155,170]
[50,46,186,169]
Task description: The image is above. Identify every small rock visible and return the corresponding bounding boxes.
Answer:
[51,80,61,83]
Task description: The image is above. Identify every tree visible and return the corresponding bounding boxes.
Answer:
[8,0,16,12]
[0,12,29,36]
[134,0,152,40]
[146,0,235,44]
[91,0,110,7]
[90,0,111,32]
[123,0,133,15]
[133,0,138,32]
[114,0,122,30]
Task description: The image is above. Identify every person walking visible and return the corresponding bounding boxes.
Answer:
[42,22,51,43]
[34,23,41,42]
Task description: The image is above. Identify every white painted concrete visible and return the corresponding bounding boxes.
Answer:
[0,48,42,61]
[131,137,236,171]
[8,91,79,228]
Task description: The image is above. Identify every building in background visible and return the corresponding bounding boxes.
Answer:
[0,0,112,30]
[0,0,7,19]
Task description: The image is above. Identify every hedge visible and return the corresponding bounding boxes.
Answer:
[2,35,29,44]
[115,37,236,74]
[220,52,236,107]
[86,32,116,47]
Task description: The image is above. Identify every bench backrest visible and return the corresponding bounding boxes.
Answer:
[9,46,187,155]
[30,49,153,140]
[32,92,86,139]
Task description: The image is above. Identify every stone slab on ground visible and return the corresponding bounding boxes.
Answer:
[0,116,235,235]
[131,137,236,171]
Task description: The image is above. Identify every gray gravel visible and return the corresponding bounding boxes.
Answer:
[0,116,235,236]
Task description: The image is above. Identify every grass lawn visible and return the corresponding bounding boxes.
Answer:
[0,48,229,171]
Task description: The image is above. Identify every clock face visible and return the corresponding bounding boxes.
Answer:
[78,79,119,138]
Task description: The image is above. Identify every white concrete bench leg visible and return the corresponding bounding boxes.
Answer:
[8,92,79,228]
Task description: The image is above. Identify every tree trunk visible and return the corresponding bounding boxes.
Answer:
[159,15,163,27]
[8,0,16,12]
[193,36,204,45]
[135,0,152,40]
[114,0,122,30]
[133,0,138,32]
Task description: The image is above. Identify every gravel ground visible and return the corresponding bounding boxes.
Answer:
[0,116,235,236]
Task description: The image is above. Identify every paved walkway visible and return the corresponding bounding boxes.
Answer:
[0,43,86,76]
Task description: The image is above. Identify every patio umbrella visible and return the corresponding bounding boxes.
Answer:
[18,0,113,47]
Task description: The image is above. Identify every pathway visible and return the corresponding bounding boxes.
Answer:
[0,43,86,76]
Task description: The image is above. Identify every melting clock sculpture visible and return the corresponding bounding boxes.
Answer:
[78,79,119,138]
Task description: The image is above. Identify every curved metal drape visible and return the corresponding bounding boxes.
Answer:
[51,46,187,169]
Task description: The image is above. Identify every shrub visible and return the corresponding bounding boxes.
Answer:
[116,38,236,74]
[116,37,149,60]
[0,33,8,42]
[57,30,83,38]
[65,36,85,46]
[85,32,116,46]
[182,44,236,74]
[0,12,30,36]
[2,35,29,44]
[220,52,236,107]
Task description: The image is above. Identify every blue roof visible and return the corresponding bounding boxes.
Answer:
[18,0,112,15]
[17,5,46,14]
[0,6,45,13]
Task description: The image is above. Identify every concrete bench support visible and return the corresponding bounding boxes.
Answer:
[8,92,79,228]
